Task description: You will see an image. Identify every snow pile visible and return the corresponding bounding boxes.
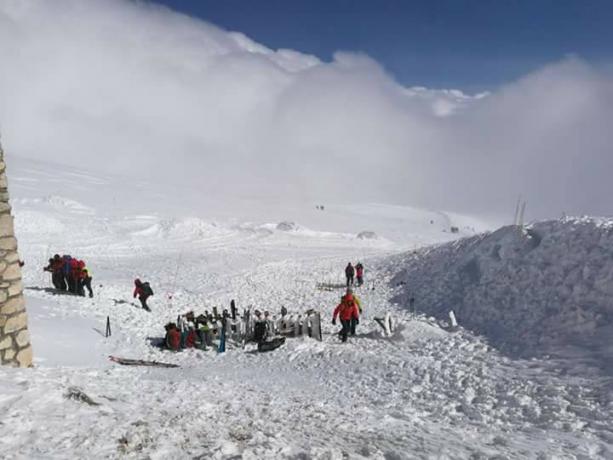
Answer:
[357,230,378,240]
[275,221,298,232]
[391,218,613,368]
[131,217,228,241]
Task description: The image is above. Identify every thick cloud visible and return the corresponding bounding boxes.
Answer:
[1,0,611,221]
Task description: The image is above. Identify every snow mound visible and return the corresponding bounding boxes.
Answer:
[276,221,299,232]
[357,230,378,240]
[131,217,228,240]
[390,218,613,370]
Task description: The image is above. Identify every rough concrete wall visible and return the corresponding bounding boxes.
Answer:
[0,142,33,367]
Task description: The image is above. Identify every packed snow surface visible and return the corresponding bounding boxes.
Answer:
[1,158,612,459]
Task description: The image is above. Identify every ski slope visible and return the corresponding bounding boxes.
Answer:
[1,158,612,459]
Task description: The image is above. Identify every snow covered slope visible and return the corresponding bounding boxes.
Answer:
[391,218,613,374]
[1,159,612,458]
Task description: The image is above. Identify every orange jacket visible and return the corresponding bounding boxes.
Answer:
[333,296,359,321]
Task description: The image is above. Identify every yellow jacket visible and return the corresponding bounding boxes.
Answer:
[353,294,362,314]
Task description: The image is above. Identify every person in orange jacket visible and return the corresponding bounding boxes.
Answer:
[332,293,360,342]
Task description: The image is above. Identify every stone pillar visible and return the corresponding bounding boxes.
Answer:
[0,142,32,367]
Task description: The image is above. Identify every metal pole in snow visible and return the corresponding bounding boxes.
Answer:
[513,195,521,226]
[519,201,526,229]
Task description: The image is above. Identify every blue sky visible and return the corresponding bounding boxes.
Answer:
[152,0,613,92]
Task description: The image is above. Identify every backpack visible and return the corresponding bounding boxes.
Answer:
[142,282,154,296]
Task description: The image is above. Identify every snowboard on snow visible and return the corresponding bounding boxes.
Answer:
[108,355,179,368]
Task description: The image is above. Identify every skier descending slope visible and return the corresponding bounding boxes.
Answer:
[332,293,360,342]
[133,278,154,311]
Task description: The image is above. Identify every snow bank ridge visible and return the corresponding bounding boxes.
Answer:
[391,217,613,370]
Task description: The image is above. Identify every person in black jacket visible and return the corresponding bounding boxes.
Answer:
[345,262,355,287]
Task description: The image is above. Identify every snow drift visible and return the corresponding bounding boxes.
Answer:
[391,217,613,372]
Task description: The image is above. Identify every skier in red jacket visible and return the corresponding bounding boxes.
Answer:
[332,293,360,342]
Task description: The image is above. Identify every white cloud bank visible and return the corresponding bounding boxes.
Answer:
[1,0,612,221]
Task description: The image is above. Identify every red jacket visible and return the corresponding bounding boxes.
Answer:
[51,259,64,273]
[185,329,196,348]
[166,328,180,351]
[133,286,144,298]
[333,296,360,321]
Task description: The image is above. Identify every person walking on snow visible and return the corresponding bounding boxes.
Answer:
[346,287,362,335]
[355,262,364,287]
[133,278,153,311]
[345,262,355,287]
[332,293,360,342]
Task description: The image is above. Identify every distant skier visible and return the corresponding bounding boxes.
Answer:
[332,292,360,342]
[355,262,364,286]
[133,278,153,311]
[345,262,355,287]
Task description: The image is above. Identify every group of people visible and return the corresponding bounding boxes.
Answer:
[344,262,364,287]
[43,254,93,298]
[163,306,237,351]
[43,252,370,347]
